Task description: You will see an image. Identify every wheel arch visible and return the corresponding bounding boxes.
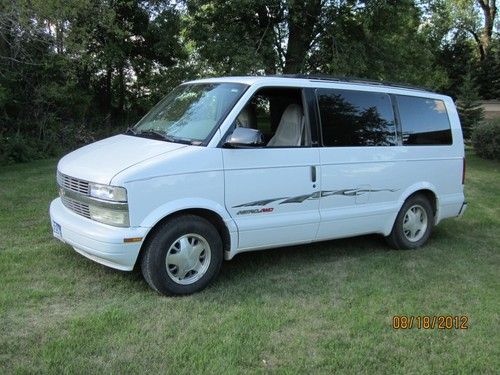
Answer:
[384,184,439,235]
[398,183,439,214]
[414,189,437,218]
[136,201,237,268]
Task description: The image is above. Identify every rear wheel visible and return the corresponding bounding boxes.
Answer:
[386,194,434,250]
[141,215,223,295]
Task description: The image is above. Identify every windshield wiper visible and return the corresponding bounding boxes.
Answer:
[135,130,169,140]
[131,130,195,145]
[124,127,137,135]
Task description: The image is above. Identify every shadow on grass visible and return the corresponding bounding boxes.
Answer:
[56,221,458,303]
[223,233,389,271]
[100,234,393,297]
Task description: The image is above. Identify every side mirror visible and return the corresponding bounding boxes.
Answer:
[224,127,265,148]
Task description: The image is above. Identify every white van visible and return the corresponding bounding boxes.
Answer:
[50,76,467,295]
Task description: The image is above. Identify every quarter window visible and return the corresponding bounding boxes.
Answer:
[317,89,397,147]
[396,95,452,145]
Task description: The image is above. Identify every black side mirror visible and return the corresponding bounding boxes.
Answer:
[224,127,265,148]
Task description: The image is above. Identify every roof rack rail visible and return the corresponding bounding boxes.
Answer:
[270,74,433,93]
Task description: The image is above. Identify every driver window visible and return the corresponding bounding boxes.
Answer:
[235,87,311,147]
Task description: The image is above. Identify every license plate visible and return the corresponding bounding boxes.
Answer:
[52,221,62,238]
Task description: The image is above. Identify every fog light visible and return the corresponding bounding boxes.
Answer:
[89,205,129,227]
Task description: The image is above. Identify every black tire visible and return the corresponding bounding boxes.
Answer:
[141,215,223,295]
[385,194,434,250]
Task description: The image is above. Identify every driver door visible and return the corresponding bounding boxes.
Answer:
[222,87,320,250]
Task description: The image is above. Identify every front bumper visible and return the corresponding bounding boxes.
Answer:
[49,198,148,271]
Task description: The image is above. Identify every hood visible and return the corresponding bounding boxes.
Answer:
[57,134,186,184]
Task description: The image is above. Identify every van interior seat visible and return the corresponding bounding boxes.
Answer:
[267,104,304,147]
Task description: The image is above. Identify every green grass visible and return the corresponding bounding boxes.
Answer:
[1,154,499,374]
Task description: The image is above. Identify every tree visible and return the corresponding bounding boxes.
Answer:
[446,0,497,60]
[475,41,500,98]
[477,0,497,54]
[436,32,476,98]
[1,0,497,163]
[282,0,322,73]
[308,0,448,88]
[422,0,499,97]
[0,0,188,162]
[184,0,279,75]
[185,0,324,75]
[456,72,484,139]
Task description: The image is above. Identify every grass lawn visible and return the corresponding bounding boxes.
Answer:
[0,153,499,374]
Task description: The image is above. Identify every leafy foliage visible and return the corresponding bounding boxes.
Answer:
[472,119,500,160]
[456,72,484,140]
[475,42,500,99]
[0,0,498,163]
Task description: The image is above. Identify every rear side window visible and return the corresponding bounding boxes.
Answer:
[317,89,396,146]
[396,95,452,145]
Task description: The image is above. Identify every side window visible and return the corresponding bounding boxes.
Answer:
[317,89,397,146]
[396,95,452,145]
[235,87,310,147]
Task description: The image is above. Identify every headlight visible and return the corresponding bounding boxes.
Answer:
[89,183,127,202]
[89,205,130,227]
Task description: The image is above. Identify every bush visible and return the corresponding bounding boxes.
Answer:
[472,119,500,160]
[0,134,41,164]
[0,121,123,165]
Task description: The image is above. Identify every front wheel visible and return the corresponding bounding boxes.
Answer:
[386,194,434,250]
[141,215,223,295]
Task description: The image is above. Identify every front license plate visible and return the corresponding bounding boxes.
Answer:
[52,221,62,239]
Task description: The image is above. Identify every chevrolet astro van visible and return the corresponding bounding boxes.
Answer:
[50,75,467,295]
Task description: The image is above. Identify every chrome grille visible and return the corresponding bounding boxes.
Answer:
[61,196,91,219]
[57,172,90,195]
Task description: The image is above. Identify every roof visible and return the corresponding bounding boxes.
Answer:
[186,74,437,95]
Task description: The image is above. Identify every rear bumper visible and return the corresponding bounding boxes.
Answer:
[458,201,468,217]
[49,198,148,271]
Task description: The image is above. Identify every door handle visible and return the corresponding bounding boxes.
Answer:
[311,166,317,183]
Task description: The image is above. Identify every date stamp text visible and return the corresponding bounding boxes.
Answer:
[392,315,469,330]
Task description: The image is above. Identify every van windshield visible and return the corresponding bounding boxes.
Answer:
[130,83,247,145]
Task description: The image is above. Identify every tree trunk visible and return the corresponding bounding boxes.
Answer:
[283,0,322,74]
[469,29,486,60]
[477,0,497,57]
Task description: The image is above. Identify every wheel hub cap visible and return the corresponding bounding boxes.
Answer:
[403,204,428,242]
[165,234,211,285]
